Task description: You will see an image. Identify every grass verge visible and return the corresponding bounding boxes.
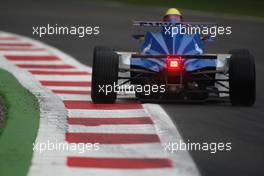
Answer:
[106,0,264,17]
[0,97,7,134]
[0,68,40,176]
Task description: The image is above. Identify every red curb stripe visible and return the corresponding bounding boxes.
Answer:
[67,117,153,126]
[66,133,160,144]
[52,90,90,94]
[29,70,90,75]
[64,101,142,109]
[0,43,32,47]
[0,48,45,51]
[0,37,20,40]
[67,157,172,169]
[5,55,60,61]
[40,81,91,86]
[16,64,74,69]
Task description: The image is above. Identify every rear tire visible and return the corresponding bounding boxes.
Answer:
[229,49,256,106]
[93,46,113,56]
[91,48,119,103]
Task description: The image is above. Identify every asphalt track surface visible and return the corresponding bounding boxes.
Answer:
[0,0,264,175]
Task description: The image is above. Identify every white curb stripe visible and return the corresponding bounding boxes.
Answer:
[68,109,149,118]
[0,51,52,55]
[56,94,91,101]
[68,124,156,134]
[11,60,68,65]
[33,75,91,81]
[27,68,78,71]
[45,86,91,91]
[32,143,168,158]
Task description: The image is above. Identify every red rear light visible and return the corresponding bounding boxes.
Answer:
[166,56,183,71]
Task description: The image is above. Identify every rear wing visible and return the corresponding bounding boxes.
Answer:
[132,21,217,42]
[133,21,217,27]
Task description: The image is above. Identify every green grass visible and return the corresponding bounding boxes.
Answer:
[106,0,264,17]
[0,97,6,134]
[0,69,40,176]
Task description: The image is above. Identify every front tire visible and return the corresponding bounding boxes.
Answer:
[229,49,256,106]
[91,48,119,103]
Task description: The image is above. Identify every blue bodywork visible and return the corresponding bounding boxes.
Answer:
[131,26,217,72]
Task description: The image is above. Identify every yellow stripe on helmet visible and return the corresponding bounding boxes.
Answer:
[165,8,181,16]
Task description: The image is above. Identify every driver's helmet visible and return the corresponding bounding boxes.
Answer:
[163,8,182,22]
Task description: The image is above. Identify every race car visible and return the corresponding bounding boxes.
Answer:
[91,8,256,106]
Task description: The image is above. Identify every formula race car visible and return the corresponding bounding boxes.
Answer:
[91,8,256,106]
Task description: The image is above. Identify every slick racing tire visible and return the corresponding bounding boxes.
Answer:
[229,49,256,106]
[93,46,113,57]
[91,48,119,103]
